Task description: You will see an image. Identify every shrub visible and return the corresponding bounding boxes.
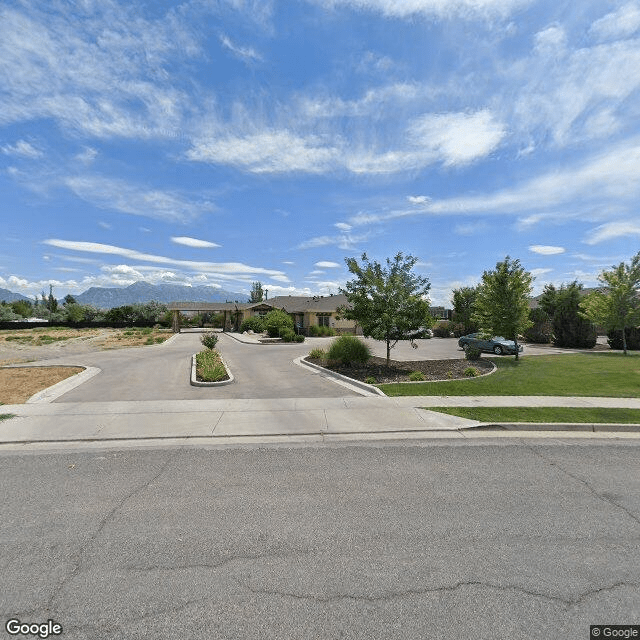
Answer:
[144,337,155,345]
[464,367,479,377]
[294,334,305,343]
[280,329,296,342]
[326,335,371,366]
[240,316,265,333]
[263,309,294,338]
[308,348,326,360]
[524,307,552,344]
[464,346,482,361]
[432,322,452,338]
[308,325,336,337]
[200,332,219,349]
[607,327,640,351]
[365,376,377,384]
[409,371,426,381]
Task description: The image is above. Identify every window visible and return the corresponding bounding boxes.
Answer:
[316,313,330,327]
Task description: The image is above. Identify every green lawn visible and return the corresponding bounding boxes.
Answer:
[428,406,640,424]
[379,353,640,397]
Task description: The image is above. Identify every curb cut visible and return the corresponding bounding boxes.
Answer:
[296,356,386,397]
[190,353,235,387]
[26,366,102,404]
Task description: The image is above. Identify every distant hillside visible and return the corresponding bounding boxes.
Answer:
[0,287,31,303]
[75,281,247,309]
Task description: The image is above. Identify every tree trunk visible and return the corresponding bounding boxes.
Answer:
[386,339,391,367]
[622,324,628,356]
[514,335,520,361]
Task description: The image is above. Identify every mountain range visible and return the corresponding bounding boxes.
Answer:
[0,288,31,303]
[1,282,247,309]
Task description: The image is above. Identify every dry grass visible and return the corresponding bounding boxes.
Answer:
[0,366,84,403]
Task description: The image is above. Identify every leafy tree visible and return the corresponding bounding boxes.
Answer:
[10,300,32,318]
[263,308,294,337]
[580,252,640,355]
[0,303,20,321]
[547,282,596,349]
[451,286,479,335]
[63,294,77,305]
[339,252,431,366]
[47,284,58,313]
[537,284,558,318]
[249,282,264,303]
[472,256,532,361]
[63,303,86,325]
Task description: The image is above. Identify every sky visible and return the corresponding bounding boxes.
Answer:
[1,0,640,307]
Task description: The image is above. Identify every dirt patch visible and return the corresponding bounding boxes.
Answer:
[0,327,172,365]
[0,366,85,404]
[305,355,495,384]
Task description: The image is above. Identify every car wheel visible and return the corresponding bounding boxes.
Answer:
[493,345,503,355]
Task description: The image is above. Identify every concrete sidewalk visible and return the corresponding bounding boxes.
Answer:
[1,395,640,447]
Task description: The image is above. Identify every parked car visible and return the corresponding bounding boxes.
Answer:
[457,333,523,355]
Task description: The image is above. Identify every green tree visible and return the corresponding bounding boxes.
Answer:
[47,285,58,314]
[64,303,86,325]
[249,282,264,303]
[10,300,32,318]
[580,252,640,355]
[548,282,596,349]
[63,294,77,305]
[263,308,294,337]
[451,286,479,335]
[339,252,431,366]
[472,256,532,361]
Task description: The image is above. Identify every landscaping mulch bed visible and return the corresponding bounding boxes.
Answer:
[305,355,495,384]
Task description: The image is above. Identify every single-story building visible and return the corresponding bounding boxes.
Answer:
[167,294,362,334]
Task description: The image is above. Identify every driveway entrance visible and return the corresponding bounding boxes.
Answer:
[51,332,358,401]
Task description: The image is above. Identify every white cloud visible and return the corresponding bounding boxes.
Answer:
[529,245,565,255]
[42,239,287,278]
[75,147,98,164]
[348,138,640,226]
[171,236,221,248]
[590,3,640,42]
[334,222,352,231]
[314,0,530,20]
[97,221,112,230]
[219,33,262,62]
[315,261,341,268]
[584,221,640,245]
[1,140,42,158]
[455,221,488,236]
[298,231,371,250]
[64,175,215,223]
[409,110,506,166]
[530,267,553,278]
[187,130,339,174]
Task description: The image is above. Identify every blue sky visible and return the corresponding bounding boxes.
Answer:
[2,0,640,306]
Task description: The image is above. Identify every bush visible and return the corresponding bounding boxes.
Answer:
[294,334,305,343]
[464,346,482,361]
[464,367,479,377]
[240,316,265,333]
[432,322,452,338]
[280,329,297,342]
[200,332,219,349]
[365,376,377,384]
[308,325,336,337]
[263,309,294,338]
[409,371,426,381]
[308,348,326,360]
[607,327,640,351]
[326,336,371,365]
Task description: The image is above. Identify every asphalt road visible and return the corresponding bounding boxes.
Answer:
[1,440,638,640]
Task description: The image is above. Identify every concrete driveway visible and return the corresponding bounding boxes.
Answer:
[33,332,358,402]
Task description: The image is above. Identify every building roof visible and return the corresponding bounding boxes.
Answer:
[167,294,350,313]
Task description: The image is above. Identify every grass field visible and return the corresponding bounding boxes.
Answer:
[379,353,640,397]
[428,406,640,423]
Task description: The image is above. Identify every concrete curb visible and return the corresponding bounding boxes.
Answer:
[26,366,102,404]
[482,422,640,432]
[296,356,386,397]
[190,353,235,387]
